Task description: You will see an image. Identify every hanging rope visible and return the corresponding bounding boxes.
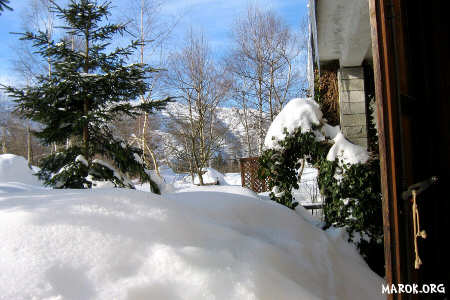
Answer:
[412,190,427,269]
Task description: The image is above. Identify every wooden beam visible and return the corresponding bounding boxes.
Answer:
[368,0,406,298]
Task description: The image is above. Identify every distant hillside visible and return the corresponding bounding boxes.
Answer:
[1,97,269,169]
[150,102,266,162]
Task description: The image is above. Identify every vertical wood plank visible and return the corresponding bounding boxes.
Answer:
[368,0,408,298]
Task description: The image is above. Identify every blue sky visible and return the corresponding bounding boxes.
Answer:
[0,0,308,85]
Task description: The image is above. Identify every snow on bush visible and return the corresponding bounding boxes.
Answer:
[326,132,369,165]
[264,98,368,165]
[194,167,227,185]
[0,187,383,299]
[0,154,41,186]
[264,98,323,149]
[321,123,340,140]
[260,98,383,274]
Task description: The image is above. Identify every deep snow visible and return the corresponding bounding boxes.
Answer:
[0,188,383,300]
[0,154,44,193]
[0,154,41,186]
[194,167,228,185]
[0,154,384,299]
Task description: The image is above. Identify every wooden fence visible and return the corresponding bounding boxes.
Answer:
[239,157,269,193]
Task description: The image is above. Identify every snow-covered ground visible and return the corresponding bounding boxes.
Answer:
[0,154,45,193]
[0,154,383,299]
[194,167,228,185]
[292,167,322,204]
[224,172,242,186]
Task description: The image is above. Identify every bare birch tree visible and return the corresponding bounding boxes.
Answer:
[11,0,54,82]
[9,0,55,160]
[229,5,306,154]
[165,31,229,185]
[0,98,8,154]
[227,74,258,157]
[124,0,178,176]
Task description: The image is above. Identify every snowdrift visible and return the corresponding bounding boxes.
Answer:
[223,173,242,185]
[0,186,383,299]
[194,167,227,185]
[0,154,40,185]
[158,165,179,183]
[0,154,43,193]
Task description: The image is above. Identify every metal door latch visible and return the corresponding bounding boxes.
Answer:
[402,176,438,201]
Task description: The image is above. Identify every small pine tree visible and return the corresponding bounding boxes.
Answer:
[3,0,170,192]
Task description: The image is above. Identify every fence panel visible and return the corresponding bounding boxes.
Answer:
[239,157,269,193]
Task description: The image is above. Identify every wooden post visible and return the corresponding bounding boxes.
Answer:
[240,159,245,188]
[369,0,412,297]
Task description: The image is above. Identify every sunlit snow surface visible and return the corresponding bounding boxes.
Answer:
[0,154,383,299]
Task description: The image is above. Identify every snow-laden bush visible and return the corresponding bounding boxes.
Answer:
[259,98,384,275]
[37,143,159,193]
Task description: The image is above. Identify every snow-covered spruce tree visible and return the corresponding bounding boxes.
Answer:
[4,0,170,192]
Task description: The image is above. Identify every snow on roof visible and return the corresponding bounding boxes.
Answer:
[264,98,322,149]
[0,187,383,299]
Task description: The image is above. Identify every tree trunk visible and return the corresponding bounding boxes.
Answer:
[83,30,90,161]
[138,1,160,177]
[189,171,195,184]
[184,135,195,184]
[141,112,160,175]
[1,128,7,154]
[297,158,305,180]
[258,94,264,155]
[67,33,74,153]
[269,64,274,121]
[145,143,160,176]
[241,95,253,156]
[257,63,264,155]
[197,171,204,185]
[27,124,33,166]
